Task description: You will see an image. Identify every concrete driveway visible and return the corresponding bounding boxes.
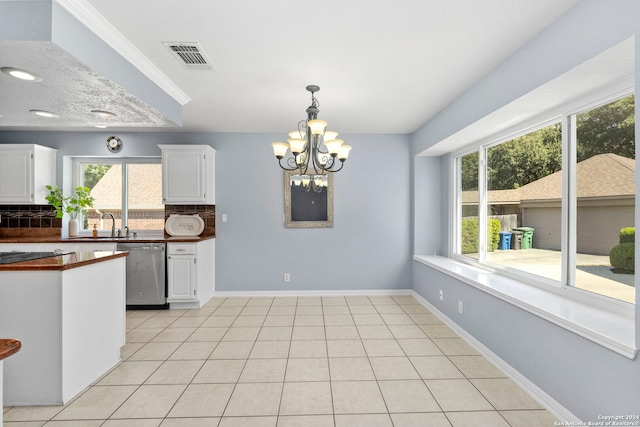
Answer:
[485,248,635,303]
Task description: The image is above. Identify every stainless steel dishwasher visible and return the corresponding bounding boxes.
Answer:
[117,242,168,309]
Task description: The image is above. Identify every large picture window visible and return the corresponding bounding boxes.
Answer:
[74,159,164,232]
[455,94,635,304]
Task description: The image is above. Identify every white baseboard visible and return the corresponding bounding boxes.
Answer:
[213,289,413,297]
[410,290,580,423]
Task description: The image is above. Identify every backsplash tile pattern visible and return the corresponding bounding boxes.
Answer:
[0,204,215,236]
[0,205,61,229]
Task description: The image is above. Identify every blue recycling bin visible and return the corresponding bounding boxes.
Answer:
[499,231,512,250]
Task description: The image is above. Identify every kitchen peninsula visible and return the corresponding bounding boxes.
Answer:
[0,251,127,405]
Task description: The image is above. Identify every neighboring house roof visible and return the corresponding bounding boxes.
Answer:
[462,153,635,205]
[462,189,520,205]
[520,153,635,201]
[89,164,163,210]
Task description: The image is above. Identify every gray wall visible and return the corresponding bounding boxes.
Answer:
[214,133,412,292]
[413,262,640,419]
[0,130,412,292]
[411,0,640,421]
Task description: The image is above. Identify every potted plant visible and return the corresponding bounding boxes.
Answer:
[45,185,95,237]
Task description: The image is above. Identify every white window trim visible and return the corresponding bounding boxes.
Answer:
[72,157,162,233]
[443,85,637,357]
[452,92,635,299]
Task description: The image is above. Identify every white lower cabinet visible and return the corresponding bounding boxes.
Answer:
[167,244,196,302]
[167,239,215,308]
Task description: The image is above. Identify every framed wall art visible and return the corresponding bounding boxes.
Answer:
[284,170,334,228]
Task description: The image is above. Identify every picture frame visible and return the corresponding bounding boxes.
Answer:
[284,170,334,228]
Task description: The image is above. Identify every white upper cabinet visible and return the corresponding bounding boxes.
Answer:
[159,144,215,204]
[0,144,57,204]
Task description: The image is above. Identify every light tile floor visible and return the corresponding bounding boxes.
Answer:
[3,295,559,426]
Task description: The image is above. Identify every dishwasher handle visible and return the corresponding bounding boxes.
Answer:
[117,244,166,251]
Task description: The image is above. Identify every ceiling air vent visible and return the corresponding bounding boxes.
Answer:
[163,42,215,70]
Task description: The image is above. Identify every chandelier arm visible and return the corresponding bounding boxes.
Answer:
[276,156,301,171]
[324,159,345,173]
[313,153,335,174]
[297,120,308,139]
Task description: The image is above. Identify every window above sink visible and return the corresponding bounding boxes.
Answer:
[72,158,164,234]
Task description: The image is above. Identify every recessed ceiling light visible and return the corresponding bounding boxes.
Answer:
[94,125,107,129]
[29,109,59,118]
[91,110,116,119]
[1,67,42,82]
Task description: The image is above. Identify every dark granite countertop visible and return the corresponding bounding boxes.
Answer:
[0,339,22,361]
[0,251,128,271]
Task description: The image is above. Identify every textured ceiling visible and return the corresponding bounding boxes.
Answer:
[0,0,581,133]
[0,41,176,129]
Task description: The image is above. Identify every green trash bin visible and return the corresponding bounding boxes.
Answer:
[513,227,535,249]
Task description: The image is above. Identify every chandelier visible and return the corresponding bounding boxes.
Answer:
[271,85,352,174]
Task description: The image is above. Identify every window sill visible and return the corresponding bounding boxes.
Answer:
[414,255,637,359]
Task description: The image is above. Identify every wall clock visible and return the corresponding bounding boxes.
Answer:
[106,136,122,152]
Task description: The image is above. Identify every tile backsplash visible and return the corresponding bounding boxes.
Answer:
[0,205,61,229]
[0,204,215,237]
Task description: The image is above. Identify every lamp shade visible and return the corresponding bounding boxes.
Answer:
[323,131,338,141]
[338,144,352,160]
[324,138,344,155]
[271,142,289,158]
[288,130,305,140]
[287,138,306,155]
[307,119,327,135]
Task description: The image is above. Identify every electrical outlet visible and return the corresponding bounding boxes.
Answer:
[439,289,444,301]
[458,300,464,314]
[284,273,290,282]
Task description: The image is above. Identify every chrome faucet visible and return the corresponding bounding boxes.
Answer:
[101,212,116,238]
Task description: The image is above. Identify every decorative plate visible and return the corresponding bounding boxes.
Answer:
[165,214,205,236]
